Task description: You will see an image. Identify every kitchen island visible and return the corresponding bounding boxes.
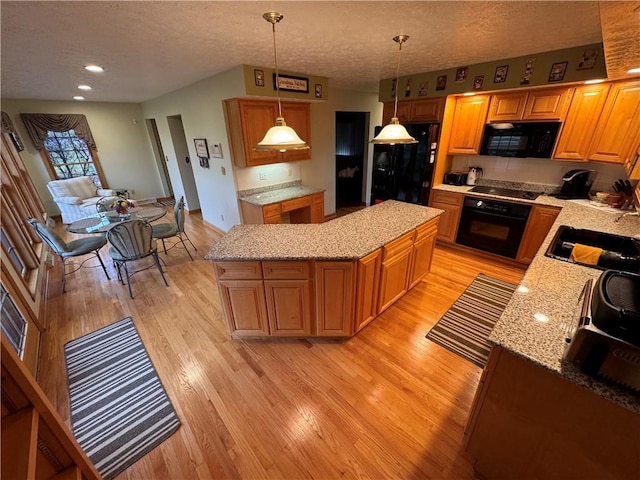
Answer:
[206,200,442,338]
[438,184,640,479]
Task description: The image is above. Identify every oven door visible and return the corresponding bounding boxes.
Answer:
[456,202,530,258]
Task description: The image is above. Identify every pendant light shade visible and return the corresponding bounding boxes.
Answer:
[371,35,417,145]
[255,12,309,152]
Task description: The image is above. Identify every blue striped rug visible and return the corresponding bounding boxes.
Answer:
[64,317,180,479]
[426,273,517,368]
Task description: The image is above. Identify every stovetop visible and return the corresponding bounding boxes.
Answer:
[469,185,542,200]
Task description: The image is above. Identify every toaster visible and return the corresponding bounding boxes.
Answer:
[443,172,468,186]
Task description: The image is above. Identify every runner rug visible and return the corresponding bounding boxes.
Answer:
[426,273,517,368]
[64,317,180,479]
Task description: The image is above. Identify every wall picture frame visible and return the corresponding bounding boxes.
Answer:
[194,138,209,159]
[254,69,265,86]
[577,49,598,70]
[455,67,468,82]
[436,75,447,91]
[273,73,309,93]
[315,83,323,98]
[493,65,509,83]
[548,61,568,82]
[473,75,484,91]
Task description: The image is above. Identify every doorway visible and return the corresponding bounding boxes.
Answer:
[145,119,174,201]
[167,115,200,211]
[335,111,367,209]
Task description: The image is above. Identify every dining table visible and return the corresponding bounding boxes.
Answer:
[66,206,167,234]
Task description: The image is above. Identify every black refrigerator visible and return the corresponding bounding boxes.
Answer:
[370,123,439,206]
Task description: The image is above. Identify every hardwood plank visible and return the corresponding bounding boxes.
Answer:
[36,206,526,479]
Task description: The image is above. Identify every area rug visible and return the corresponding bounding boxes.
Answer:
[426,273,517,368]
[64,317,180,479]
[153,199,175,207]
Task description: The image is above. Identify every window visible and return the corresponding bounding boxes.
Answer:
[43,129,102,186]
[0,284,27,358]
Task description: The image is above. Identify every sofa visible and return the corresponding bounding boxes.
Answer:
[47,176,117,223]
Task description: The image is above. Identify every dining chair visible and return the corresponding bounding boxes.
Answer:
[106,220,168,298]
[26,218,110,293]
[151,196,197,260]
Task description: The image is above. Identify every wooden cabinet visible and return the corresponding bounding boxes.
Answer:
[1,337,101,480]
[587,79,640,164]
[378,231,415,313]
[408,217,438,288]
[625,144,640,180]
[487,88,572,122]
[218,279,270,336]
[447,95,490,155]
[553,83,611,161]
[382,97,445,124]
[516,205,561,264]
[240,191,324,224]
[224,98,311,167]
[264,261,313,336]
[429,190,463,243]
[354,248,382,333]
[315,262,355,336]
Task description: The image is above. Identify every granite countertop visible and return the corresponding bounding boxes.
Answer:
[205,200,443,261]
[238,183,325,206]
[435,181,640,413]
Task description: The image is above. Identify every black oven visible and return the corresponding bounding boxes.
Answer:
[456,197,532,258]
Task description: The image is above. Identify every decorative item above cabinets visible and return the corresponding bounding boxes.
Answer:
[382,97,445,125]
[487,87,574,122]
[224,98,311,167]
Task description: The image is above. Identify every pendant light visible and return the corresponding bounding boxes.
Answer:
[371,35,417,144]
[255,12,309,152]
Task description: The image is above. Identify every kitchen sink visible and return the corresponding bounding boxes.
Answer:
[545,225,640,273]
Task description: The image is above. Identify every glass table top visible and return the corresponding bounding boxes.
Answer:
[67,206,167,234]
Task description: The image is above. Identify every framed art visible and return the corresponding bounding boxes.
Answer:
[199,157,210,168]
[211,143,223,158]
[315,83,323,98]
[473,75,484,91]
[436,75,447,91]
[254,69,265,86]
[194,138,209,159]
[418,82,428,96]
[520,58,535,85]
[273,73,309,93]
[577,49,598,70]
[493,65,508,83]
[455,67,468,82]
[548,61,568,82]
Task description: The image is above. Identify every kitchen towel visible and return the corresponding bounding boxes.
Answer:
[570,243,603,266]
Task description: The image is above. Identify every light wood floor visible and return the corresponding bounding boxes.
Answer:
[39,208,525,480]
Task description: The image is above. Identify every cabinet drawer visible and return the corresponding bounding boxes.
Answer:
[311,192,324,204]
[383,231,415,261]
[262,261,311,279]
[415,218,439,241]
[431,190,463,206]
[281,195,312,212]
[262,203,282,218]
[215,261,263,280]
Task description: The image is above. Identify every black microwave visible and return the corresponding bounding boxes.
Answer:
[479,121,561,158]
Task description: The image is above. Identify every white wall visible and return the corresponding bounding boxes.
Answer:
[451,155,629,192]
[234,162,302,192]
[141,66,245,231]
[1,99,163,215]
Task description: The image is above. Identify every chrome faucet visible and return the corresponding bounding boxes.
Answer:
[614,210,639,223]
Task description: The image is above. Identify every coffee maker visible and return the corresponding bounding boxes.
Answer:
[557,169,593,199]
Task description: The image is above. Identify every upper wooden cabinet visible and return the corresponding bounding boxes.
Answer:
[553,83,611,161]
[487,87,573,122]
[587,79,640,164]
[447,95,491,155]
[224,98,311,167]
[382,97,445,125]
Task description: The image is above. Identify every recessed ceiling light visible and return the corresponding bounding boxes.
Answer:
[584,79,605,84]
[77,85,92,91]
[73,96,85,101]
[628,67,640,75]
[84,65,104,73]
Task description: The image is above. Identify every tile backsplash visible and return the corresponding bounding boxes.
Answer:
[450,156,631,192]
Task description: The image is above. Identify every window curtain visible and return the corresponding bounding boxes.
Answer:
[20,113,97,150]
[1,111,18,134]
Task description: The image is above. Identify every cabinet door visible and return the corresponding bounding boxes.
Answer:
[354,249,381,333]
[235,100,280,167]
[553,84,611,161]
[409,218,438,288]
[410,98,445,122]
[626,144,640,180]
[315,262,355,336]
[281,102,312,162]
[447,95,490,155]
[487,92,528,122]
[265,280,313,336]
[382,101,411,125]
[378,247,413,313]
[429,190,463,243]
[523,87,573,121]
[311,202,324,223]
[218,280,270,336]
[516,205,561,264]
[588,80,640,164]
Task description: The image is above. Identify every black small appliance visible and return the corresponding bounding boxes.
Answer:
[557,169,593,199]
[479,121,561,158]
[443,172,468,186]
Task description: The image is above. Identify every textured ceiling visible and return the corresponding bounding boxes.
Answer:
[1,1,636,103]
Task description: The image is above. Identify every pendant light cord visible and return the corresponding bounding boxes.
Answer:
[393,40,402,118]
[271,21,283,118]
